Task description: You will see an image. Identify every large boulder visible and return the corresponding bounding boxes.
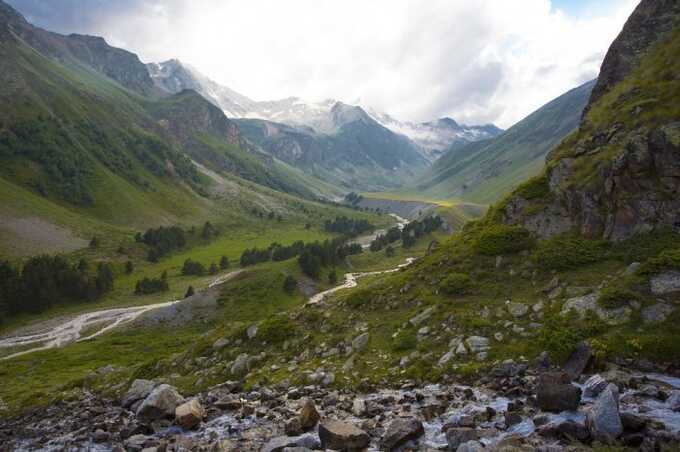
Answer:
[564,341,592,380]
[175,398,205,429]
[380,417,424,450]
[231,353,251,375]
[465,336,490,353]
[536,372,581,412]
[122,379,156,409]
[318,419,370,450]
[587,386,623,443]
[136,384,184,423]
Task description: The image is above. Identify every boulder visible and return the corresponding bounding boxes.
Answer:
[564,341,592,380]
[642,302,674,324]
[298,399,320,430]
[650,271,680,295]
[439,350,455,366]
[465,336,489,353]
[667,390,680,411]
[445,428,478,451]
[380,417,424,450]
[409,307,434,326]
[456,440,484,452]
[122,379,156,409]
[231,353,250,375]
[247,324,258,339]
[261,434,320,452]
[212,338,229,350]
[136,384,183,423]
[175,399,204,429]
[507,302,529,318]
[536,372,581,412]
[318,420,370,450]
[352,333,370,351]
[588,386,623,443]
[561,293,631,325]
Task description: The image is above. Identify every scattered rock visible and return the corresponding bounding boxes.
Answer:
[380,417,424,450]
[175,399,204,429]
[352,333,370,351]
[122,379,156,409]
[536,372,581,412]
[247,324,258,339]
[650,271,680,295]
[285,417,303,436]
[588,385,623,443]
[583,374,608,398]
[318,420,370,450]
[445,428,478,450]
[212,337,229,350]
[136,384,183,423]
[456,440,484,452]
[465,336,489,353]
[409,307,435,326]
[564,341,592,380]
[507,302,529,318]
[642,302,674,324]
[231,353,251,375]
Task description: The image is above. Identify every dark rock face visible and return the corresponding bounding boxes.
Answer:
[380,417,424,450]
[536,372,582,412]
[586,0,680,110]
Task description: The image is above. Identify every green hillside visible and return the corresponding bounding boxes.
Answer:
[415,79,595,204]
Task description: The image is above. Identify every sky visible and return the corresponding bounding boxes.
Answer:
[7,0,639,128]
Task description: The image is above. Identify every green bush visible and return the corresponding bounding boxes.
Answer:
[532,234,607,270]
[474,225,533,256]
[391,330,417,351]
[638,248,680,275]
[257,316,296,344]
[441,272,472,295]
[597,286,640,309]
[514,175,551,200]
[537,315,583,363]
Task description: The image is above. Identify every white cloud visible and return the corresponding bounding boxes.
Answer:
[12,0,639,128]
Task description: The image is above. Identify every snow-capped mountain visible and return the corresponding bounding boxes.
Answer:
[365,109,503,160]
[147,59,502,161]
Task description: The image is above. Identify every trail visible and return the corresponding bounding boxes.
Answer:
[0,270,242,361]
[307,257,415,305]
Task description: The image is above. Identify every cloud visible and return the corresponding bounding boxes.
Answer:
[7,0,639,128]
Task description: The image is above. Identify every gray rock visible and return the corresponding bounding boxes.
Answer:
[564,341,592,380]
[583,374,608,398]
[122,379,156,409]
[262,434,320,452]
[439,350,455,366]
[445,428,478,451]
[650,271,680,295]
[231,353,250,375]
[642,302,674,323]
[351,332,370,351]
[456,440,484,452]
[247,324,258,339]
[667,390,680,412]
[175,399,204,429]
[136,384,183,423]
[212,338,229,350]
[536,372,581,412]
[561,293,631,325]
[380,417,424,450]
[588,386,623,443]
[409,307,434,326]
[507,302,529,318]
[465,336,489,353]
[318,420,370,450]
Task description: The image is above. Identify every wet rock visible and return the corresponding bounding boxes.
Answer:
[536,372,581,412]
[445,427,478,450]
[650,271,680,295]
[642,302,674,324]
[505,412,522,428]
[564,341,592,380]
[175,399,204,429]
[136,384,184,423]
[668,390,680,411]
[621,412,647,432]
[583,374,608,398]
[318,420,370,450]
[507,302,529,318]
[456,440,484,452]
[299,399,320,430]
[352,333,370,351]
[588,385,623,443]
[380,417,424,450]
[122,379,156,409]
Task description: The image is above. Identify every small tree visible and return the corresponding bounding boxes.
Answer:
[125,260,134,274]
[385,245,395,257]
[283,275,297,294]
[219,255,230,270]
[209,262,218,275]
[161,270,168,281]
[185,286,195,298]
[89,237,99,249]
[77,258,88,273]
[328,269,338,284]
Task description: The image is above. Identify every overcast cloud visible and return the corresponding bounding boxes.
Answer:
[8,0,638,128]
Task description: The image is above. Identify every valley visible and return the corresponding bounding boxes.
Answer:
[0,0,679,451]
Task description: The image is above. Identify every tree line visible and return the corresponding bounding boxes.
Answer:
[370,215,443,251]
[0,256,114,321]
[324,216,374,237]
[136,221,221,262]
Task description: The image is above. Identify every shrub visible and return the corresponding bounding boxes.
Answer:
[474,225,533,256]
[536,315,583,363]
[532,234,607,270]
[392,330,417,351]
[219,256,230,270]
[441,272,472,295]
[182,259,206,276]
[514,175,551,200]
[597,286,640,309]
[638,249,680,275]
[283,275,297,294]
[258,316,296,344]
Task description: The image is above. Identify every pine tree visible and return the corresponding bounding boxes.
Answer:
[185,286,195,298]
[219,255,229,270]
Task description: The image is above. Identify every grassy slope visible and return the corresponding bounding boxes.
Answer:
[414,80,595,205]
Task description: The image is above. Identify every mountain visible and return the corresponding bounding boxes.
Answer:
[235,102,429,191]
[414,78,596,204]
[366,109,503,161]
[499,0,680,241]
